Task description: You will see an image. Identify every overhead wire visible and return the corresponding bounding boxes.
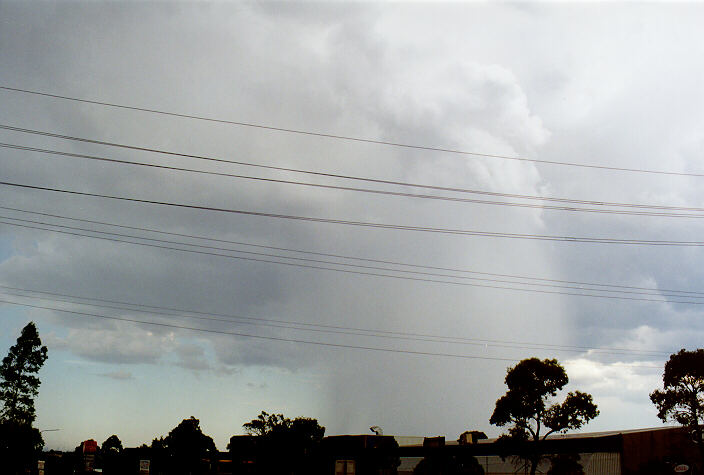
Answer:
[3,179,704,246]
[3,123,704,213]
[4,204,704,297]
[0,85,702,177]
[0,285,669,357]
[2,213,704,305]
[0,297,665,368]
[3,141,704,218]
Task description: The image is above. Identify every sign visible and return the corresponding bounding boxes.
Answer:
[674,465,690,473]
[83,439,98,454]
[139,459,150,475]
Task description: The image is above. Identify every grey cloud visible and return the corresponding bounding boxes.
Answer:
[49,325,174,365]
[174,342,211,371]
[99,371,135,380]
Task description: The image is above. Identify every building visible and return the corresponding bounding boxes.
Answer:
[396,426,700,474]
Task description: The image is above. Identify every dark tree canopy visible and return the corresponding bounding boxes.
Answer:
[0,420,44,475]
[490,358,598,475]
[241,411,325,445]
[0,322,48,425]
[163,416,217,474]
[0,322,47,475]
[242,411,290,437]
[235,411,325,475]
[102,434,123,454]
[547,453,584,475]
[650,348,704,463]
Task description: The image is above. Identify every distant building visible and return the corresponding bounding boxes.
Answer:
[396,426,699,475]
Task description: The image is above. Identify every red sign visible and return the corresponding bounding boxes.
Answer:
[83,439,98,454]
[674,464,690,473]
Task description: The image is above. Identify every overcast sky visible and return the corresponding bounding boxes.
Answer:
[1,1,703,451]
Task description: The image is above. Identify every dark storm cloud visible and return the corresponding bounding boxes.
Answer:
[2,1,704,441]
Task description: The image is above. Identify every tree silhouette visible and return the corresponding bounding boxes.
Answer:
[102,434,123,454]
[236,411,325,474]
[0,420,44,475]
[650,348,704,467]
[490,358,598,475]
[547,453,584,475]
[164,416,217,474]
[101,434,125,474]
[0,322,48,424]
[0,322,48,475]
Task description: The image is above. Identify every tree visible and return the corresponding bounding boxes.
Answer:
[163,416,217,475]
[101,434,126,474]
[547,453,584,475]
[0,420,45,474]
[102,434,123,454]
[489,358,598,475]
[650,348,704,466]
[0,322,48,475]
[242,411,290,436]
[241,411,325,445]
[236,411,325,474]
[0,322,48,424]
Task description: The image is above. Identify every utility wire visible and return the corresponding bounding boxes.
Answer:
[2,215,704,305]
[1,208,702,300]
[0,297,664,368]
[1,287,668,357]
[2,179,704,246]
[3,123,704,213]
[3,141,704,218]
[5,204,704,297]
[1,283,669,355]
[0,85,701,178]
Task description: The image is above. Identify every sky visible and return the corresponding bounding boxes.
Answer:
[0,1,703,451]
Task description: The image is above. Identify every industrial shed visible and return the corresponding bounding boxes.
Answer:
[395,426,699,475]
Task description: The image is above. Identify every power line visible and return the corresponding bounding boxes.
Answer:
[0,297,542,363]
[0,85,701,177]
[2,207,703,300]
[0,286,668,357]
[3,141,704,218]
[3,123,704,213]
[2,214,704,306]
[5,204,703,297]
[3,179,704,246]
[0,297,665,368]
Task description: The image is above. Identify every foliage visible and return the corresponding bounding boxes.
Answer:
[163,416,217,474]
[102,434,123,453]
[0,419,44,474]
[0,322,48,425]
[241,411,325,445]
[650,348,704,463]
[100,434,127,474]
[0,322,47,475]
[489,358,598,475]
[236,411,326,475]
[547,453,583,475]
